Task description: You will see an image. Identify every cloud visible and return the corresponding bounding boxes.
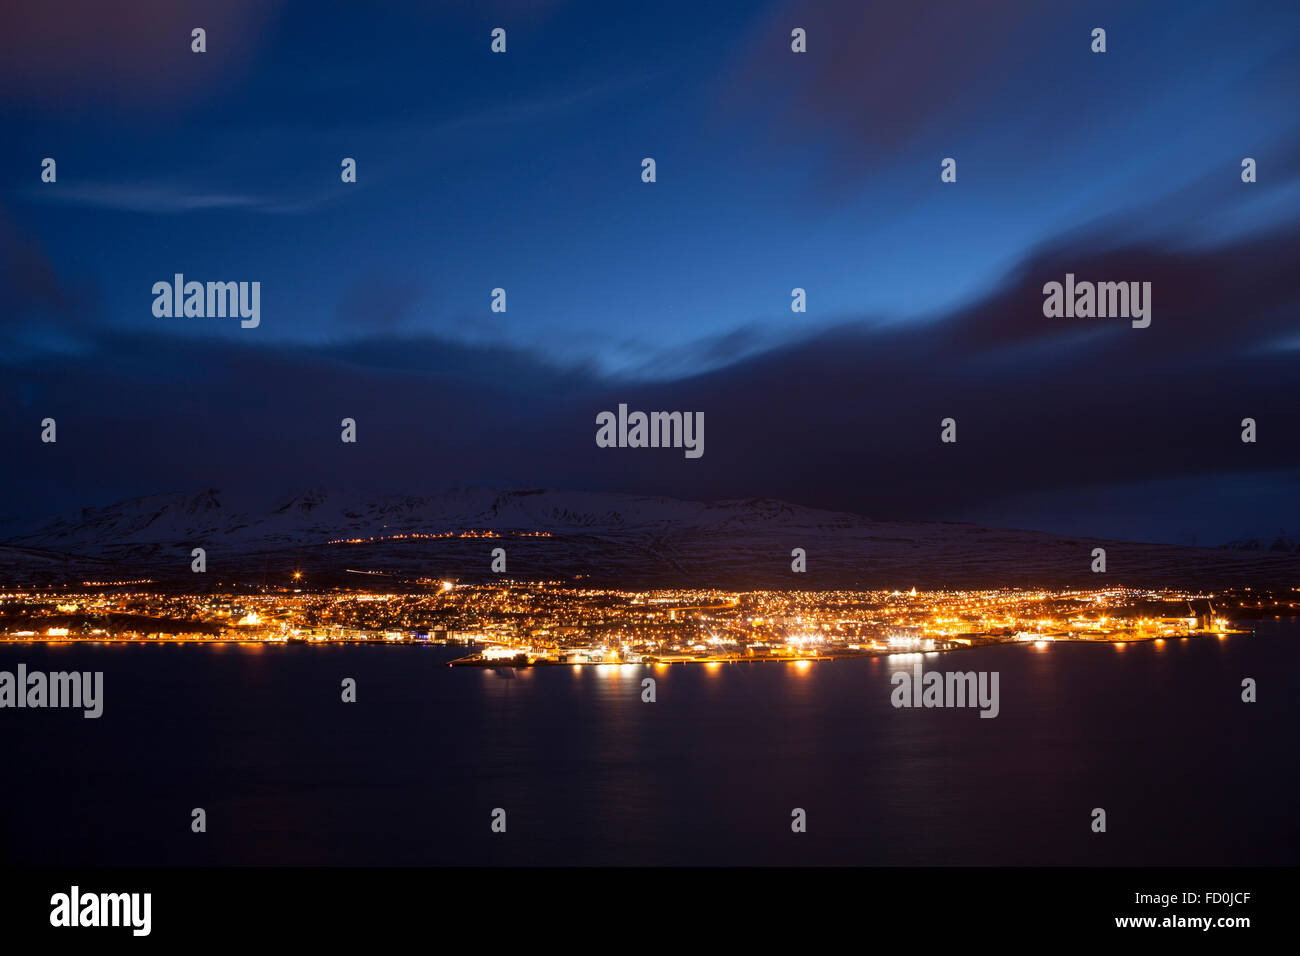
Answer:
[0,0,281,110]
[2,209,1298,544]
[22,179,361,215]
[715,0,1300,199]
[614,322,781,380]
[0,207,95,339]
[717,0,1052,169]
[29,183,265,214]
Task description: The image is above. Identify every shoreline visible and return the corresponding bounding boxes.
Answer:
[0,628,1255,658]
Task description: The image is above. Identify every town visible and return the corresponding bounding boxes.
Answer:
[0,582,1279,665]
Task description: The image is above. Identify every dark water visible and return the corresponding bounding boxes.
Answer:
[2,623,1297,866]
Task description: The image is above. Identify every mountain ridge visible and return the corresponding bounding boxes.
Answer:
[3,487,1298,590]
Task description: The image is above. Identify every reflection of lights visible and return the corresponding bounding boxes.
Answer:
[1034,640,1048,649]
[792,659,812,672]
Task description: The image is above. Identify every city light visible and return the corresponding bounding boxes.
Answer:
[0,584,1256,663]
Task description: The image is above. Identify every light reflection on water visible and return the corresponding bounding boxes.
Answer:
[0,622,1295,867]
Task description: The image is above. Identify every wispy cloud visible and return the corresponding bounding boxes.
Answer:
[25,181,349,215]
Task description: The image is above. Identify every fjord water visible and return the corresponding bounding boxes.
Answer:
[2,624,1296,866]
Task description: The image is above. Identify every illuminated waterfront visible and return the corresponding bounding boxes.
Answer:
[0,583,1277,660]
[2,623,1296,866]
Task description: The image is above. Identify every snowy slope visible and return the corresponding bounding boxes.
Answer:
[3,487,1298,589]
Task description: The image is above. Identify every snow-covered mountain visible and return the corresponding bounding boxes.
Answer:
[6,487,841,551]
[3,487,1298,589]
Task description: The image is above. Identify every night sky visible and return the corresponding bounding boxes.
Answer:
[2,0,1298,545]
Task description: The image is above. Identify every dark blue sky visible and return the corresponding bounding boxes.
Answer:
[2,0,1299,545]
